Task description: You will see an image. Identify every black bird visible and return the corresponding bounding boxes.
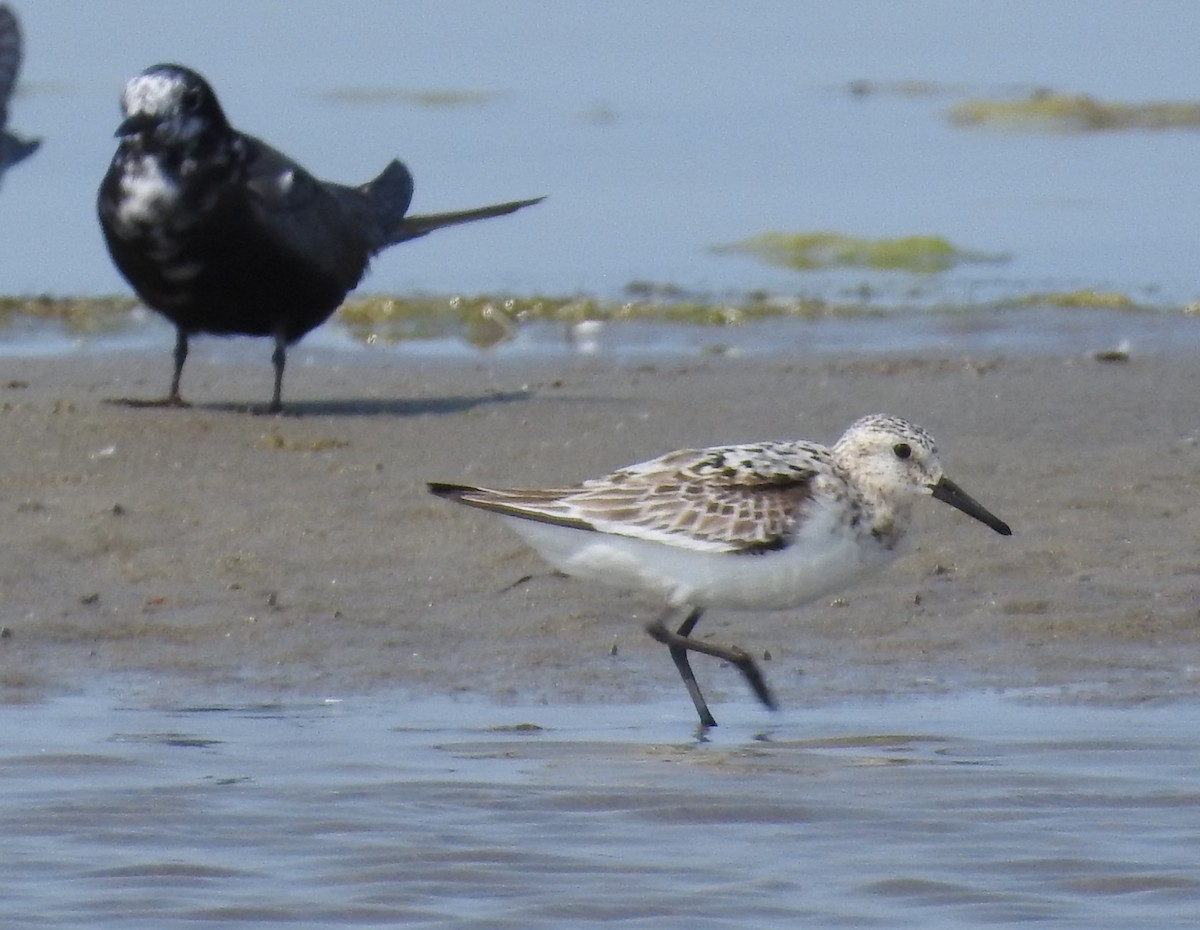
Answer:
[97,63,542,412]
[0,4,41,179]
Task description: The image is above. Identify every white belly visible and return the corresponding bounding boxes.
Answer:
[504,507,899,611]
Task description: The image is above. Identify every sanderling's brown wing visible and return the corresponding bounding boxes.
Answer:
[429,441,829,553]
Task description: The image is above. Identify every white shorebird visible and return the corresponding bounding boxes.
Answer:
[430,414,1012,727]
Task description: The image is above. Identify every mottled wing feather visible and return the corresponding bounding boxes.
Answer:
[440,441,828,553]
[566,479,816,552]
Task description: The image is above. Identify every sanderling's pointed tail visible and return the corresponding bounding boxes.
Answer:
[428,481,476,502]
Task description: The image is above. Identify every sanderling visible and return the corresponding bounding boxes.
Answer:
[429,414,1012,728]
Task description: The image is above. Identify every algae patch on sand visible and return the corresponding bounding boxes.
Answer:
[1019,290,1140,310]
[713,232,1008,274]
[316,87,498,108]
[337,295,525,348]
[845,79,964,98]
[336,292,880,348]
[949,90,1200,132]
[0,296,138,334]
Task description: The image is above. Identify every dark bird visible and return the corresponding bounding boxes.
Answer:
[97,63,542,412]
[0,4,41,178]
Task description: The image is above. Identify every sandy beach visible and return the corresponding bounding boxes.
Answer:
[1,341,1197,711]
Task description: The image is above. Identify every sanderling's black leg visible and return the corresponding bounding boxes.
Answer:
[646,607,777,728]
[649,607,717,728]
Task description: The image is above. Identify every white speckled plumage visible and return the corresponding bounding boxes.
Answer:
[119,72,206,145]
[113,152,182,233]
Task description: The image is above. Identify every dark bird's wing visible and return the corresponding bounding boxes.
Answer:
[240,136,540,285]
[239,135,377,289]
[0,5,39,172]
[0,5,21,115]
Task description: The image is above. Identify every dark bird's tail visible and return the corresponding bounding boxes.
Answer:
[363,159,543,249]
[387,195,545,246]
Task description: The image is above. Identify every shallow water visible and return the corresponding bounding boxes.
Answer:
[3,6,1199,925]
[5,1,1200,365]
[1,300,1194,363]
[6,1,1200,304]
[3,685,1198,929]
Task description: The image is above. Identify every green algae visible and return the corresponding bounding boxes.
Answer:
[336,292,891,348]
[317,87,498,108]
[846,79,963,98]
[0,296,137,333]
[338,295,522,348]
[713,231,1008,274]
[0,289,1183,355]
[336,287,1195,348]
[1019,290,1140,310]
[336,292,864,347]
[949,90,1200,132]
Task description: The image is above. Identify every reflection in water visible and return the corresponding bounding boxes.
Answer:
[1,688,1197,928]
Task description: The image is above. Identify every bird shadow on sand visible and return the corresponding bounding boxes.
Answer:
[105,389,533,418]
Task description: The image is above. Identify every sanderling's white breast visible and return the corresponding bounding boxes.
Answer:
[430,413,1011,728]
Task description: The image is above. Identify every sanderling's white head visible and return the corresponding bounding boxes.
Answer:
[833,414,1010,535]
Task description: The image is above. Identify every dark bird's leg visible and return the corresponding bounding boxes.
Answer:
[645,607,778,728]
[167,328,189,406]
[105,328,192,408]
[268,332,287,414]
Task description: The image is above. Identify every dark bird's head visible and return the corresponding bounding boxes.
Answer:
[115,64,230,151]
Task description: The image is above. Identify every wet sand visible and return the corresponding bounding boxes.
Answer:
[1,342,1197,711]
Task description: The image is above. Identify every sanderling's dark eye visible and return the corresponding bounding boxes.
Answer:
[893,442,912,460]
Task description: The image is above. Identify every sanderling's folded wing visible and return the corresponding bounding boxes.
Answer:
[431,441,828,553]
